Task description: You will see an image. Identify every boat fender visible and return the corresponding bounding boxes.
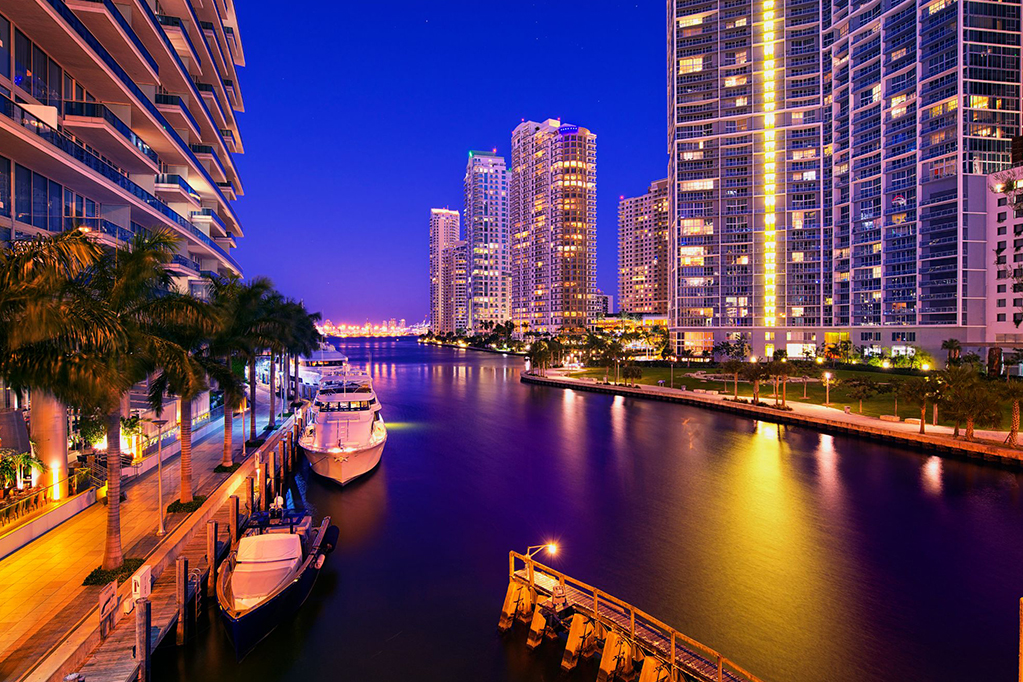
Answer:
[315,555,326,569]
[322,525,340,554]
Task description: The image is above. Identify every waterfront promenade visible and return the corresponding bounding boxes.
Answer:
[0,390,272,682]
[533,369,1021,462]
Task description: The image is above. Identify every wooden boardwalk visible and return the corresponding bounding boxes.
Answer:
[77,503,242,682]
[506,552,764,682]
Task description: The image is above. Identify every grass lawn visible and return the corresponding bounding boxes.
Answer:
[566,366,1011,430]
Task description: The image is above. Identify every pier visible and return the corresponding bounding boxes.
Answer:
[500,552,763,682]
[20,412,306,682]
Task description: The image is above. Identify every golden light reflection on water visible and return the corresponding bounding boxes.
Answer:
[816,434,840,505]
[684,419,858,677]
[923,456,943,495]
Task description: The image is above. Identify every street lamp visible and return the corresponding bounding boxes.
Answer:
[152,419,168,536]
[823,372,832,405]
[526,543,558,559]
[669,355,676,389]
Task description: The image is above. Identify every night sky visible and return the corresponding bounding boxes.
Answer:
[232,1,664,323]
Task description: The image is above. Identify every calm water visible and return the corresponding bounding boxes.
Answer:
[155,339,1023,681]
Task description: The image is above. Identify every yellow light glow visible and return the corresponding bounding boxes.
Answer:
[547,543,558,555]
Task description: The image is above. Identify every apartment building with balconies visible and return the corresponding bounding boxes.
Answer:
[0,0,247,296]
[668,0,1021,358]
[619,178,670,315]
[510,119,597,335]
[463,150,510,332]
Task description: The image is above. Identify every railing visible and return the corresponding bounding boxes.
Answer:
[509,552,765,682]
[155,15,202,68]
[63,101,159,165]
[155,174,201,202]
[76,0,159,74]
[154,93,201,134]
[0,468,94,528]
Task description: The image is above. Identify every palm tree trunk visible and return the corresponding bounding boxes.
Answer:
[222,402,234,468]
[894,396,898,417]
[1008,401,1020,447]
[782,380,787,407]
[101,409,123,571]
[965,417,975,441]
[179,397,193,503]
[31,391,67,500]
[268,354,276,430]
[733,374,739,399]
[919,406,926,434]
[249,357,257,440]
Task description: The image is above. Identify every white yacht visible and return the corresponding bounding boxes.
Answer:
[299,363,387,486]
[296,341,348,398]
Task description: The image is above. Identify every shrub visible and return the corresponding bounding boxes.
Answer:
[167,495,207,513]
[83,557,144,586]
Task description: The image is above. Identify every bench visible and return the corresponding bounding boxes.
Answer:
[879,415,901,423]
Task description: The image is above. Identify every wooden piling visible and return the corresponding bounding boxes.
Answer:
[135,597,151,682]
[175,556,188,645]
[258,462,266,511]
[206,520,219,597]
[268,449,276,498]
[228,495,239,544]
[244,476,254,515]
[279,442,286,478]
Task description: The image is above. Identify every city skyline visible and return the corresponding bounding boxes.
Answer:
[228,1,664,323]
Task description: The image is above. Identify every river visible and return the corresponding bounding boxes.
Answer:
[155,338,1023,681]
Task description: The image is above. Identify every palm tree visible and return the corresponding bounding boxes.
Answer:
[84,230,210,569]
[960,382,1002,441]
[740,362,771,403]
[941,338,962,367]
[899,379,933,435]
[722,359,744,399]
[1002,380,1023,446]
[845,378,879,413]
[938,365,981,437]
[0,232,113,499]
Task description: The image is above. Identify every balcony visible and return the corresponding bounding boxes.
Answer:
[64,0,159,85]
[154,94,201,138]
[62,101,159,173]
[155,174,201,207]
[156,15,202,71]
[169,253,201,276]
[191,207,229,237]
[190,144,227,183]
[0,93,240,274]
[194,82,228,129]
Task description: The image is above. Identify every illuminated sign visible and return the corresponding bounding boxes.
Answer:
[558,125,579,135]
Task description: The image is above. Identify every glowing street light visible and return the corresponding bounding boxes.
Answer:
[823,372,833,405]
[526,543,558,559]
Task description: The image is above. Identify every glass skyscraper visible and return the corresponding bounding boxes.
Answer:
[669,0,1021,357]
[463,150,511,332]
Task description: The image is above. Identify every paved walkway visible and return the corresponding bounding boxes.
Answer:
[548,370,1014,446]
[0,389,280,681]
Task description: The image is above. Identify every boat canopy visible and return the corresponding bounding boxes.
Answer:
[238,534,302,563]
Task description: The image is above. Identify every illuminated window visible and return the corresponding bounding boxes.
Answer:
[680,179,714,191]
[678,57,703,74]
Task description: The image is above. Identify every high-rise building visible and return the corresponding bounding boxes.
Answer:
[450,240,469,333]
[618,179,669,315]
[668,0,1020,358]
[510,119,597,335]
[463,150,510,332]
[0,0,247,296]
[428,208,460,333]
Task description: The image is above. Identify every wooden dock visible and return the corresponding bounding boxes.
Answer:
[75,504,239,682]
[500,552,764,682]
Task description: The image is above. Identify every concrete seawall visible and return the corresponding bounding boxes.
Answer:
[520,372,1023,468]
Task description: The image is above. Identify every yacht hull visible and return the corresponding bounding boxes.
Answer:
[302,438,385,486]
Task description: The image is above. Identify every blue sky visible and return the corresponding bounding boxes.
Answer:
[232,1,665,323]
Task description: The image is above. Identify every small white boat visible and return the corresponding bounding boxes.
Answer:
[300,366,387,486]
[216,510,338,658]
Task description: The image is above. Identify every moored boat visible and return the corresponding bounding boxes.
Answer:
[216,509,339,658]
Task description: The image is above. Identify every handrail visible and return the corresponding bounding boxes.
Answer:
[509,551,766,682]
[0,469,94,520]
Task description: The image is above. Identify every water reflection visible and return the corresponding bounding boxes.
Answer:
[154,340,1023,682]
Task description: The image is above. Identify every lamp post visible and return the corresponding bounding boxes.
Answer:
[669,355,676,389]
[152,419,168,536]
[240,398,248,459]
[523,543,558,588]
[823,372,832,405]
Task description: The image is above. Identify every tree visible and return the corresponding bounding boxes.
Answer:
[941,338,962,367]
[960,382,1002,441]
[621,364,643,386]
[899,379,933,435]
[1002,380,1023,447]
[740,362,771,403]
[677,348,695,367]
[844,378,879,413]
[722,359,744,399]
[938,365,981,437]
[527,339,552,377]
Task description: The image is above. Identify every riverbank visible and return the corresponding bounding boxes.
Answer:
[522,370,1023,468]
[417,339,526,356]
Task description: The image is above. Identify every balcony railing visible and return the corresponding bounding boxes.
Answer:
[77,0,159,75]
[63,101,159,165]
[155,174,201,202]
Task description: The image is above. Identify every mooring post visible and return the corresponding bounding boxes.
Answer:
[268,449,276,498]
[206,520,219,597]
[279,442,286,477]
[258,461,267,511]
[244,476,254,516]
[135,597,151,682]
[175,556,188,645]
[229,495,239,544]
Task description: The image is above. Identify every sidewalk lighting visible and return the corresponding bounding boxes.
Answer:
[824,372,833,405]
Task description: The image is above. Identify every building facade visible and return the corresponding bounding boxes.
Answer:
[618,178,669,315]
[428,208,460,333]
[463,150,510,332]
[668,0,1021,358]
[0,0,248,295]
[510,119,597,335]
